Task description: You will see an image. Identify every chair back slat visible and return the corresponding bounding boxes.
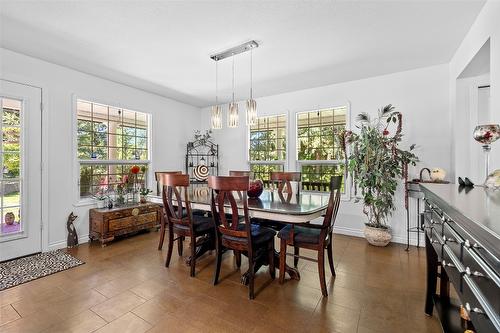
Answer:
[322,176,343,230]
[208,176,250,239]
[155,171,182,196]
[161,174,191,227]
[229,170,254,179]
[271,172,301,195]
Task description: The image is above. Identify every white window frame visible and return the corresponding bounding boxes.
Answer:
[72,95,153,206]
[295,103,351,199]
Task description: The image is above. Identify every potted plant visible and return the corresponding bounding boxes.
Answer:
[139,187,152,203]
[339,105,418,246]
[92,190,108,209]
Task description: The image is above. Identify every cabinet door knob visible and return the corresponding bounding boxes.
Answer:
[442,260,455,268]
[465,267,487,279]
[464,239,482,249]
[465,302,485,315]
[442,235,457,243]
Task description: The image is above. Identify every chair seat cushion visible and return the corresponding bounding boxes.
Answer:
[277,225,321,244]
[173,215,214,235]
[222,224,276,246]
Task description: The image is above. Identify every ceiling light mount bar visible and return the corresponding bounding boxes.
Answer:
[210,40,259,62]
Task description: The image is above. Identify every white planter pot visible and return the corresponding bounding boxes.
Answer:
[364,226,392,247]
[96,200,106,209]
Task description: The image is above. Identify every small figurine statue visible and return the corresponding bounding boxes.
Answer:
[67,212,79,248]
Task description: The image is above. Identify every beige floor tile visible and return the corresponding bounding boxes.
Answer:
[0,304,20,326]
[41,309,107,333]
[94,312,151,333]
[90,290,145,322]
[94,276,142,298]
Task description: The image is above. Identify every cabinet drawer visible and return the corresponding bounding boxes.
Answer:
[462,275,500,333]
[462,246,500,316]
[442,244,464,287]
[109,212,158,231]
[442,222,463,261]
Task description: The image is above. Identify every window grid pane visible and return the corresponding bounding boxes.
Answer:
[249,115,286,162]
[77,99,150,198]
[249,164,284,188]
[297,106,347,192]
[79,163,148,197]
[77,100,148,161]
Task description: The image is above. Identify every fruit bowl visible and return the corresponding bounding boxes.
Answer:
[247,179,264,198]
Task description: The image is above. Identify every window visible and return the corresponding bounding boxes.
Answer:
[0,98,22,235]
[296,106,347,192]
[76,100,150,198]
[248,115,286,186]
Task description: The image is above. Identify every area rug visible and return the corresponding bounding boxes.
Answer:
[0,250,85,291]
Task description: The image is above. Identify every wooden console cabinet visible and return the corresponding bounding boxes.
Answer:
[89,203,161,246]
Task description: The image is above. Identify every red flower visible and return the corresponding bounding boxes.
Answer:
[130,165,140,174]
[484,131,492,140]
[383,129,389,136]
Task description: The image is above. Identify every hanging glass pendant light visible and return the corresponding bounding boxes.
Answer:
[211,61,222,129]
[228,54,239,128]
[246,49,257,126]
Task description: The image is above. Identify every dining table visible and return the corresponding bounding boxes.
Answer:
[148,188,330,284]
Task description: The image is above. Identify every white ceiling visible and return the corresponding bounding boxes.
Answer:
[0,0,485,107]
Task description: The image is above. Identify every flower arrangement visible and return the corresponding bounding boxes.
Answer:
[114,165,148,206]
[339,105,418,230]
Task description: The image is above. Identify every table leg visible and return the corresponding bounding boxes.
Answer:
[240,250,300,285]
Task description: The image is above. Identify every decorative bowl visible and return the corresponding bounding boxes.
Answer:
[473,124,500,145]
[247,179,264,198]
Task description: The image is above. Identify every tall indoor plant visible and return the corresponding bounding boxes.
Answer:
[339,105,418,246]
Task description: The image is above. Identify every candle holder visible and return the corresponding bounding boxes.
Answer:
[473,124,499,181]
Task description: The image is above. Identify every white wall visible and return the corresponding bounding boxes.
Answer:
[450,0,500,180]
[0,48,200,250]
[200,64,450,245]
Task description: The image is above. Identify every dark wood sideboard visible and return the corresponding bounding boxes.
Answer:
[421,184,499,333]
[89,203,161,246]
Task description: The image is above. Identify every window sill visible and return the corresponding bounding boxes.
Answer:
[73,198,97,208]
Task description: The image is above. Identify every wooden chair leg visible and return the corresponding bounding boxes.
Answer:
[190,235,196,277]
[158,214,166,250]
[248,258,255,300]
[234,250,241,268]
[268,241,275,279]
[279,239,287,284]
[177,236,183,256]
[165,228,174,267]
[318,247,327,297]
[294,247,299,267]
[327,240,336,276]
[213,240,222,285]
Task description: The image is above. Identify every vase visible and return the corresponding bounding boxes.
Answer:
[96,200,106,209]
[247,179,264,198]
[364,226,392,246]
[140,195,147,204]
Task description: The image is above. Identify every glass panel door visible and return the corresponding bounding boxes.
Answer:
[0,98,22,236]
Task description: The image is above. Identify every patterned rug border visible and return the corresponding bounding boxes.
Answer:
[0,250,85,291]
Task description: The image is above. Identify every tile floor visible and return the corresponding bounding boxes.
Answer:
[0,231,443,332]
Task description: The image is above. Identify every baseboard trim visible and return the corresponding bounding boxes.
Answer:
[48,234,90,251]
[333,226,424,247]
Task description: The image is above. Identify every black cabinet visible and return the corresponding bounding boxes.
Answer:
[421,184,500,333]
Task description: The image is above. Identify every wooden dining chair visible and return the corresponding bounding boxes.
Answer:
[270,171,301,195]
[156,171,183,250]
[229,170,254,178]
[208,175,276,299]
[162,173,214,277]
[277,175,342,296]
[155,171,182,196]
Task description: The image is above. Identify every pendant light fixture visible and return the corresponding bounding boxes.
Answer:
[246,48,257,126]
[227,54,239,128]
[209,40,259,129]
[210,61,222,129]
